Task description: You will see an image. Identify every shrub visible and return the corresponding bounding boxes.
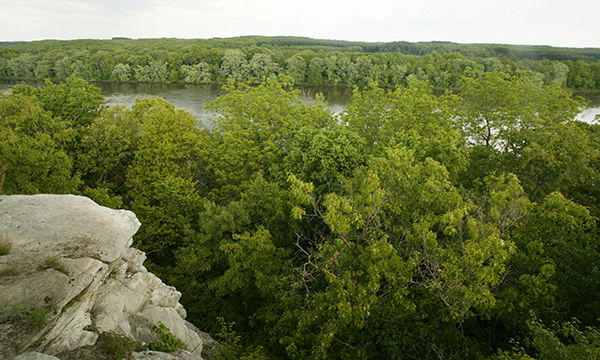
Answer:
[0,238,11,255]
[0,303,26,323]
[148,322,185,352]
[26,307,49,330]
[43,256,68,274]
[100,332,144,360]
[0,264,19,277]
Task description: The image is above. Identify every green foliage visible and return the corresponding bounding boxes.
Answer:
[115,96,208,270]
[219,49,249,82]
[492,320,600,360]
[3,37,600,89]
[134,60,168,82]
[0,303,26,323]
[1,74,598,360]
[25,307,49,330]
[280,125,366,197]
[214,317,268,360]
[17,76,105,128]
[205,76,333,201]
[0,264,19,277]
[99,332,144,360]
[148,322,186,352]
[43,256,68,274]
[0,91,81,194]
[111,63,132,81]
[0,238,12,255]
[344,83,466,179]
[181,62,212,82]
[76,106,139,198]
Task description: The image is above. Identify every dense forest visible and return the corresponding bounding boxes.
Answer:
[1,36,600,90]
[1,70,599,359]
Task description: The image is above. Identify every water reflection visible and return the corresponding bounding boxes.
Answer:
[2,80,599,124]
[574,92,600,123]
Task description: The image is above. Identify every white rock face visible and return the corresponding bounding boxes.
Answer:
[0,195,213,359]
[132,350,203,360]
[14,352,61,360]
[0,194,140,263]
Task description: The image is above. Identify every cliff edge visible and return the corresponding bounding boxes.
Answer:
[0,194,215,360]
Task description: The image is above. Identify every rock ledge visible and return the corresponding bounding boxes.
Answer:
[0,195,213,360]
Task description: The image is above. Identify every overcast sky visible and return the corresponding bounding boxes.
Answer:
[1,0,598,48]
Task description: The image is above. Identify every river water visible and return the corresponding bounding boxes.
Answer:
[1,81,598,125]
[97,82,351,127]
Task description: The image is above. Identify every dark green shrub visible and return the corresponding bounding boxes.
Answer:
[0,239,11,255]
[26,307,49,330]
[148,322,185,352]
[100,331,144,360]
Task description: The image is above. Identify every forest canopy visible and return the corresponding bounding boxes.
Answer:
[1,72,600,359]
[1,36,600,90]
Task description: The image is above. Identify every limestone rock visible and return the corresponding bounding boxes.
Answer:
[132,350,203,360]
[0,195,214,359]
[14,352,61,360]
[0,194,140,263]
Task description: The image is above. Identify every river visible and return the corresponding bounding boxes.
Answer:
[1,81,598,125]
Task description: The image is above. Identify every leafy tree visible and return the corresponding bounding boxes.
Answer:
[134,60,168,82]
[125,97,207,266]
[280,125,366,197]
[0,92,79,194]
[344,83,466,179]
[205,76,333,201]
[307,57,326,83]
[12,76,104,129]
[248,53,279,83]
[34,57,54,79]
[284,54,306,83]
[111,63,133,81]
[181,62,212,83]
[458,71,583,190]
[219,50,249,82]
[512,122,600,210]
[282,147,515,359]
[7,53,36,78]
[516,192,599,325]
[76,106,139,200]
[172,174,299,343]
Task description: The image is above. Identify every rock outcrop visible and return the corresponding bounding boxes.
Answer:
[0,195,214,360]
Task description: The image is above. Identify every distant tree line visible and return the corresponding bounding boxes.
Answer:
[1,37,600,89]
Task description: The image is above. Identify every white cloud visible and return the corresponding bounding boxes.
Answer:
[0,0,598,47]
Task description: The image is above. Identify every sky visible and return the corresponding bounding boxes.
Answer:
[1,0,599,48]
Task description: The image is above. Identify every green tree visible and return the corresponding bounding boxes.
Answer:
[344,83,466,179]
[181,62,212,83]
[284,54,306,84]
[283,147,515,359]
[134,60,168,82]
[0,92,79,194]
[111,63,133,81]
[248,53,279,83]
[307,57,326,83]
[125,97,207,266]
[219,50,249,82]
[76,106,139,203]
[280,125,366,197]
[205,76,333,201]
[12,76,105,130]
[7,53,36,78]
